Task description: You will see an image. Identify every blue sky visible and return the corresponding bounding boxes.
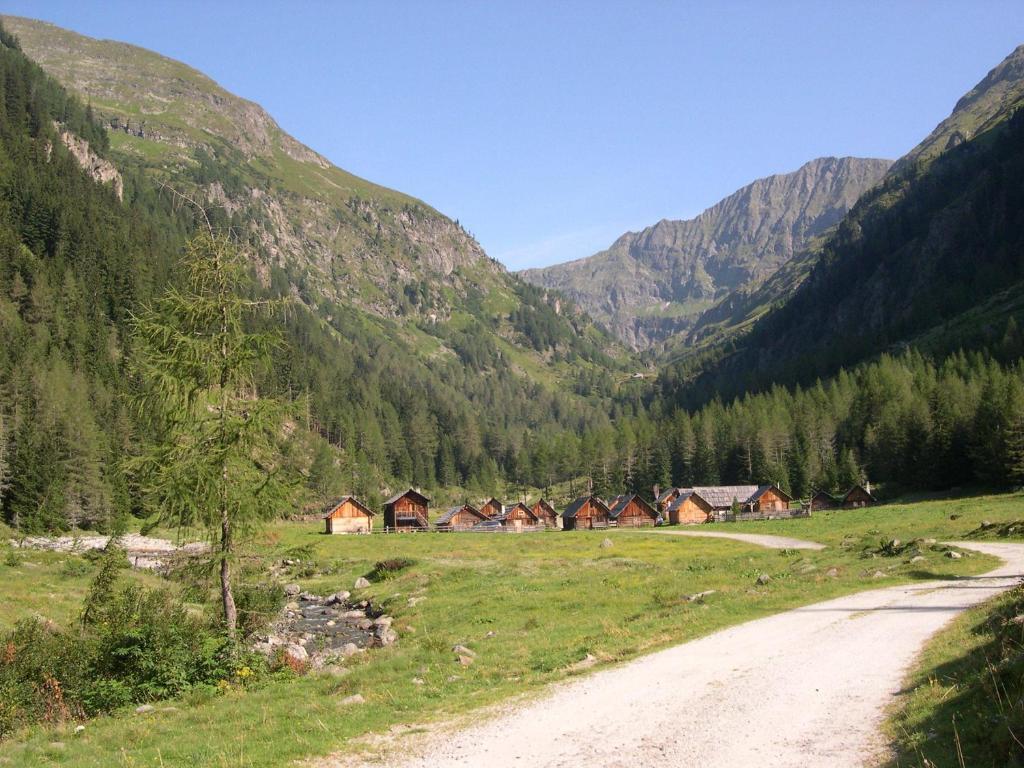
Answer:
[8,2,1024,269]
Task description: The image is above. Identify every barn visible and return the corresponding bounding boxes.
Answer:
[667,490,715,525]
[562,495,610,531]
[691,485,792,520]
[498,502,541,532]
[531,498,559,529]
[383,489,430,532]
[435,503,487,531]
[608,494,659,527]
[810,490,840,511]
[842,485,877,509]
[480,498,504,519]
[322,496,375,534]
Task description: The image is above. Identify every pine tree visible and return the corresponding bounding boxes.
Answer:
[126,231,295,639]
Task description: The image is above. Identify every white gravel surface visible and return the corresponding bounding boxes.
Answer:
[9,533,207,568]
[329,540,1024,768]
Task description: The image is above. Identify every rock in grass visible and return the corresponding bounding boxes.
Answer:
[568,653,598,672]
[457,654,475,666]
[452,644,476,657]
[756,573,771,586]
[74,725,85,735]
[686,590,716,602]
[825,567,840,578]
[354,576,371,590]
[134,704,155,714]
[340,693,365,706]
[946,550,963,560]
[341,642,360,656]
[600,538,613,549]
[910,555,926,563]
[284,644,308,663]
[283,583,301,596]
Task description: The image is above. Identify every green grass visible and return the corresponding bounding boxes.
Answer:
[2,493,1018,767]
[884,586,1024,767]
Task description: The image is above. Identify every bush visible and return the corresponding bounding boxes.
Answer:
[368,558,416,582]
[235,583,285,637]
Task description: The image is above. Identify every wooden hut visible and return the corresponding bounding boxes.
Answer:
[748,485,792,515]
[383,488,430,532]
[667,490,715,525]
[656,487,682,513]
[608,494,659,527]
[323,496,375,534]
[562,495,610,531]
[435,503,487,532]
[480,498,504,520]
[531,498,559,529]
[810,490,840,511]
[498,502,541,532]
[842,485,877,509]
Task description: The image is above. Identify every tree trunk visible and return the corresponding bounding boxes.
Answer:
[220,508,237,639]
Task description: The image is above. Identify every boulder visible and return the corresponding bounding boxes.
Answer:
[341,642,360,656]
[910,555,926,564]
[375,626,398,647]
[326,591,351,605]
[135,704,155,714]
[354,577,371,590]
[686,590,716,602]
[283,583,301,596]
[374,616,394,628]
[357,618,373,630]
[339,694,365,706]
[756,573,771,586]
[74,725,85,735]
[825,567,840,578]
[452,644,476,657]
[457,654,475,667]
[946,551,963,560]
[284,643,309,663]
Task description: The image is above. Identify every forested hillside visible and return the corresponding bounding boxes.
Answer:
[0,23,629,534]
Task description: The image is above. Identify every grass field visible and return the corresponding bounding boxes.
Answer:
[0,492,1021,767]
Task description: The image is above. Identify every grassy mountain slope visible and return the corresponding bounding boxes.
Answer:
[661,43,1024,406]
[520,156,891,349]
[0,17,637,534]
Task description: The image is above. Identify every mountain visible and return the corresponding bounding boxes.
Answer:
[661,42,1024,407]
[0,17,638,535]
[520,156,891,349]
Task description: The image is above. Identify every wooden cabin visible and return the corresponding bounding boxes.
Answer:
[383,488,430,532]
[531,498,559,529]
[748,485,792,515]
[435,503,487,532]
[842,485,877,509]
[480,498,504,520]
[810,490,840,511]
[562,495,610,531]
[656,487,682,514]
[499,502,541,532]
[667,490,715,525]
[323,496,375,534]
[608,494,659,527]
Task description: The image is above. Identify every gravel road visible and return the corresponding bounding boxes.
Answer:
[331,539,1024,768]
[645,528,827,550]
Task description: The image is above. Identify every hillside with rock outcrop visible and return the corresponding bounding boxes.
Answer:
[520,156,891,349]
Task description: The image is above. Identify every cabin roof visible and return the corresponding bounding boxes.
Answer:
[748,484,792,503]
[811,489,839,502]
[384,488,431,506]
[842,485,877,503]
[321,496,375,519]
[657,487,680,503]
[667,490,709,513]
[563,495,609,519]
[435,503,484,526]
[532,498,556,515]
[608,493,656,518]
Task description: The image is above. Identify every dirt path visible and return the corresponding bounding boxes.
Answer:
[644,528,827,550]
[330,541,1024,768]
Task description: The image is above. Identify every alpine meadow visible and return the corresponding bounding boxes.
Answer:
[1,7,1024,768]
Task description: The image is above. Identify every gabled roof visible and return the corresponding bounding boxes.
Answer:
[563,495,609,519]
[667,490,711,513]
[842,485,877,503]
[532,498,557,517]
[608,493,657,519]
[435,503,485,526]
[811,489,839,502]
[691,485,761,509]
[321,496,375,519]
[502,502,539,521]
[657,487,681,503]
[748,484,792,503]
[384,488,431,506]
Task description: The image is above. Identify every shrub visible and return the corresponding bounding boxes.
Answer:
[235,583,285,637]
[368,558,416,582]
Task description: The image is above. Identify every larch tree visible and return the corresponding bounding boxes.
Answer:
[126,230,294,639]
